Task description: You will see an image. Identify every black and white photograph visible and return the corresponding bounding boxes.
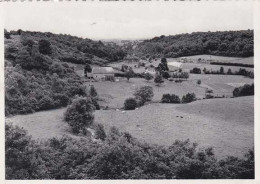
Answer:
[1,1,259,181]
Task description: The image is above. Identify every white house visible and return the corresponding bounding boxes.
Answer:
[89,67,115,80]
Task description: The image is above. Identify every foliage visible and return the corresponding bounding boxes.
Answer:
[172,72,189,80]
[161,94,181,103]
[210,62,254,68]
[4,29,11,39]
[125,68,134,81]
[134,86,154,104]
[94,123,107,141]
[124,98,137,110]
[154,74,164,86]
[144,72,153,81]
[197,80,201,85]
[136,30,253,58]
[90,85,98,97]
[64,96,95,134]
[39,39,52,55]
[5,123,254,179]
[190,67,201,74]
[182,93,196,103]
[84,64,92,74]
[5,124,49,179]
[233,83,254,97]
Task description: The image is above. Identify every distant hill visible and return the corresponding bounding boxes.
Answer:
[6,30,127,65]
[135,30,253,58]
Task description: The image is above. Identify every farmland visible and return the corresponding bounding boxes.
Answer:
[6,96,254,159]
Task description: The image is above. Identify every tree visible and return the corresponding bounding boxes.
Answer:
[190,67,201,74]
[125,68,134,81]
[90,85,98,97]
[39,39,52,55]
[144,72,153,82]
[64,96,95,134]
[227,68,233,75]
[84,64,92,75]
[134,86,154,104]
[197,80,201,85]
[220,67,224,74]
[124,98,137,110]
[154,74,164,86]
[182,93,196,103]
[95,123,106,140]
[4,29,11,39]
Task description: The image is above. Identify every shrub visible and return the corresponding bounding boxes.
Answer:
[233,84,254,97]
[190,67,201,74]
[144,72,153,81]
[161,94,171,103]
[124,98,137,110]
[125,69,134,81]
[39,39,52,55]
[161,94,181,103]
[134,86,154,104]
[182,93,196,103]
[94,123,106,140]
[90,85,98,97]
[64,96,95,134]
[162,71,170,79]
[154,74,164,86]
[197,80,201,85]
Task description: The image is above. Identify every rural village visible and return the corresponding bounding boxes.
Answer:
[4,29,254,179]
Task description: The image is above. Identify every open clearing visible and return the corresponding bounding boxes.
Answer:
[91,75,253,108]
[6,96,254,159]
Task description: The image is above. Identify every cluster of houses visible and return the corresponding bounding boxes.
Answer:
[85,60,184,82]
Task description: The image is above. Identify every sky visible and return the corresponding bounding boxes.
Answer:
[2,1,254,40]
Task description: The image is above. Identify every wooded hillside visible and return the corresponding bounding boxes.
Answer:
[135,30,253,58]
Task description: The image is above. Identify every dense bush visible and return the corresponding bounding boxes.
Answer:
[190,67,201,74]
[90,85,98,97]
[136,30,253,58]
[161,94,181,103]
[6,123,254,179]
[233,83,254,97]
[124,98,137,110]
[144,72,153,81]
[94,123,107,140]
[154,74,164,86]
[39,39,52,55]
[134,86,154,104]
[182,93,196,103]
[64,96,95,134]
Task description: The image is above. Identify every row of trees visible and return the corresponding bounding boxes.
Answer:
[161,93,196,104]
[233,84,254,97]
[136,30,253,58]
[190,67,254,79]
[6,123,254,179]
[124,86,154,110]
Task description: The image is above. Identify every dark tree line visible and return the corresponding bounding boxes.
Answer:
[136,30,253,58]
[6,123,254,179]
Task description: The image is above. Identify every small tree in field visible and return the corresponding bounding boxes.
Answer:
[197,79,201,85]
[154,74,164,86]
[90,85,98,97]
[134,86,154,104]
[125,68,134,81]
[182,93,196,103]
[144,72,153,82]
[95,123,106,140]
[124,98,137,110]
[220,67,224,74]
[64,96,95,134]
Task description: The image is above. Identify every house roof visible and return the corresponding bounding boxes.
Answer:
[92,67,115,74]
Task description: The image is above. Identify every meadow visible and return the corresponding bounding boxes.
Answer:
[6,96,254,159]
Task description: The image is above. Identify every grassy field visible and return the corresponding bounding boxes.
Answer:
[6,96,254,159]
[90,74,253,108]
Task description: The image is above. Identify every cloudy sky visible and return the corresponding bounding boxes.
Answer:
[2,1,253,40]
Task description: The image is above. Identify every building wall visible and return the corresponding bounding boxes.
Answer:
[93,74,114,80]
